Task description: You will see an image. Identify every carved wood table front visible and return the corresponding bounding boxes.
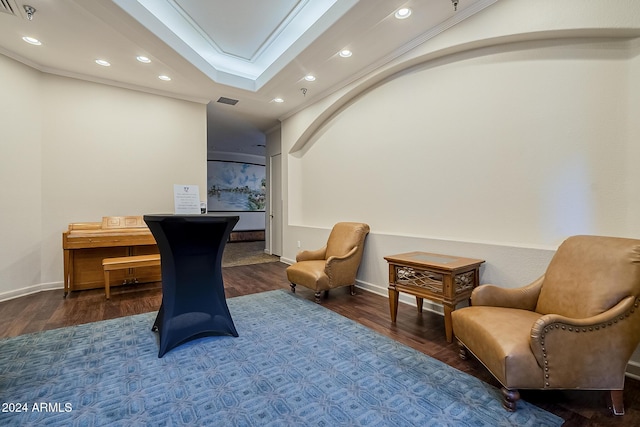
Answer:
[384,251,485,343]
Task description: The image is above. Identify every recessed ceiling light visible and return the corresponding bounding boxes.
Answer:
[136,56,151,63]
[273,98,284,103]
[158,75,171,81]
[395,8,412,19]
[304,75,316,82]
[339,49,352,58]
[22,36,41,45]
[95,59,111,67]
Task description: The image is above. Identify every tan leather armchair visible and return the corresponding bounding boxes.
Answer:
[451,235,640,415]
[286,222,370,303]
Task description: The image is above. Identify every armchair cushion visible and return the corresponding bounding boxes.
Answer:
[452,307,543,388]
[286,260,329,291]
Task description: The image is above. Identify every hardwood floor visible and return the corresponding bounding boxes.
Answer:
[1,261,639,426]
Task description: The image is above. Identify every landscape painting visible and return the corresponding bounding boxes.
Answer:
[207,161,266,211]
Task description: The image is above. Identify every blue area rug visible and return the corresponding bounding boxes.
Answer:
[0,290,563,426]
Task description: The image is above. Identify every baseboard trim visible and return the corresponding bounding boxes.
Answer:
[0,281,63,302]
[626,360,640,381]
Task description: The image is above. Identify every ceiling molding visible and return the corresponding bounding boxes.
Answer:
[113,0,359,91]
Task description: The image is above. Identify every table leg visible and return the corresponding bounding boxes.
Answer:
[416,297,423,313]
[443,303,454,343]
[388,287,399,322]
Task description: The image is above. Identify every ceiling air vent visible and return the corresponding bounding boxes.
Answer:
[0,0,17,16]
[217,97,239,106]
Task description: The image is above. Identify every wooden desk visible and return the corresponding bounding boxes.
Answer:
[385,251,484,343]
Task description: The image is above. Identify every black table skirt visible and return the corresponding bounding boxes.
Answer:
[144,214,239,357]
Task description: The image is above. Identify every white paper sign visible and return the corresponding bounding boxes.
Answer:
[173,184,201,214]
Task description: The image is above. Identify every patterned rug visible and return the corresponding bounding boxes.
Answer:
[0,290,563,426]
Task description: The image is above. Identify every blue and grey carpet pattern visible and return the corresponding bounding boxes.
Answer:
[0,290,563,426]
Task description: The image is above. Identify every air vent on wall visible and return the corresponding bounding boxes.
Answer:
[0,0,17,16]
[217,97,239,106]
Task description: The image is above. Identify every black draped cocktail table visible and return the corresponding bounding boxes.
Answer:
[144,214,239,357]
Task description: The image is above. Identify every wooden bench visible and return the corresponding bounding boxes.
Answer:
[102,254,161,299]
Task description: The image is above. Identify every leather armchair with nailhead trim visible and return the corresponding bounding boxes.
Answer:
[286,222,369,303]
[451,235,640,415]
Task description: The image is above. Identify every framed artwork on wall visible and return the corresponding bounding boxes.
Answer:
[207,161,266,212]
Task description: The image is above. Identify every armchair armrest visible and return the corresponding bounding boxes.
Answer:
[471,276,544,310]
[529,295,640,388]
[296,245,327,262]
[325,246,360,285]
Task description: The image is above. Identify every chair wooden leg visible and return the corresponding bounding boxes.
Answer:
[609,389,625,415]
[501,387,520,412]
[314,291,322,303]
[350,284,356,296]
[457,341,468,360]
[290,283,296,293]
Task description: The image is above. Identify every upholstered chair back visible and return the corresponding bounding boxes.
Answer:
[326,222,370,260]
[536,235,640,318]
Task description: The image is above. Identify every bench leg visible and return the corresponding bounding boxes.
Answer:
[104,270,110,299]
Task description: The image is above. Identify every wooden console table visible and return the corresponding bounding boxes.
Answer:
[385,251,484,343]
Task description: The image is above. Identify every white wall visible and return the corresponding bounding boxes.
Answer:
[281,0,640,286]
[627,37,640,366]
[0,54,207,299]
[0,55,43,296]
[627,38,640,238]
[280,1,640,371]
[294,39,630,246]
